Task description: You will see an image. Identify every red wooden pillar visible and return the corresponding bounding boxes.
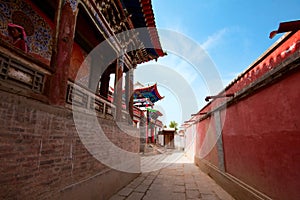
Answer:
[125,68,134,123]
[100,69,111,98]
[49,2,77,106]
[114,54,124,121]
[146,109,149,144]
[152,128,155,143]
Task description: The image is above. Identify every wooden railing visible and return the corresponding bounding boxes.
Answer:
[66,81,118,119]
[0,40,144,123]
[0,41,51,100]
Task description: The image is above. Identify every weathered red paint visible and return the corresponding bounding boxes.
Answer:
[222,70,300,199]
[49,2,77,106]
[69,42,90,83]
[114,60,123,121]
[151,129,155,143]
[195,117,219,167]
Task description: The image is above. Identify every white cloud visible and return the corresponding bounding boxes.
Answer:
[161,54,198,84]
[201,28,229,50]
[133,28,232,124]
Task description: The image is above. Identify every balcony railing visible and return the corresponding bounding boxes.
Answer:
[0,40,51,100]
[66,81,118,119]
[66,81,147,123]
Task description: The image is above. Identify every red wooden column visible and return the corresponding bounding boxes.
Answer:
[125,68,134,124]
[114,53,124,121]
[152,128,155,143]
[100,69,111,98]
[146,109,149,144]
[49,2,77,106]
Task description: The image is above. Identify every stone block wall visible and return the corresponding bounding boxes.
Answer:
[0,90,140,199]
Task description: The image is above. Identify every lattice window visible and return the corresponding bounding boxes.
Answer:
[66,81,117,119]
[0,53,45,93]
[90,96,105,114]
[66,84,89,108]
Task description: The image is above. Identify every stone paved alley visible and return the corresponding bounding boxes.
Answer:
[110,151,234,200]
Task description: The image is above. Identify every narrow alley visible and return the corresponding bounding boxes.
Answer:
[1,0,300,200]
[110,151,234,200]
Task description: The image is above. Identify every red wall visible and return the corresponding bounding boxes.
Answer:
[195,118,219,167]
[69,42,90,85]
[222,70,300,199]
[187,31,300,200]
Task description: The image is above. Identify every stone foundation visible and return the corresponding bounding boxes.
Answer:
[0,90,140,199]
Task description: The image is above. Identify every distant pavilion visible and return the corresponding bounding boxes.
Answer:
[133,82,164,146]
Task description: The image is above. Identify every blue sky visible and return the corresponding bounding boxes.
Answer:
[134,0,300,126]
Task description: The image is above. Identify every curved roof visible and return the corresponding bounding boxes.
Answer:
[122,0,165,59]
[133,83,164,104]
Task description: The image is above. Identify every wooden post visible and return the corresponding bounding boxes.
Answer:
[50,0,63,71]
[49,2,77,106]
[114,52,124,121]
[146,109,149,144]
[99,68,111,98]
[125,68,134,124]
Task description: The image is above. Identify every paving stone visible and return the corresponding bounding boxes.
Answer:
[127,177,145,189]
[173,185,185,193]
[172,192,186,200]
[198,188,215,194]
[152,179,173,187]
[117,187,133,196]
[142,179,153,186]
[175,172,184,176]
[184,178,195,184]
[110,153,234,200]
[157,174,167,179]
[184,176,195,183]
[166,170,178,176]
[195,180,209,186]
[140,172,150,178]
[149,184,173,192]
[143,190,174,200]
[175,175,184,179]
[126,192,144,200]
[185,183,199,190]
[127,182,140,189]
[145,175,156,181]
[134,184,149,193]
[109,195,126,200]
[186,189,201,199]
[201,193,221,200]
[174,181,185,186]
[149,170,160,176]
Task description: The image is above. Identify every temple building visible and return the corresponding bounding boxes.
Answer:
[0,0,165,199]
[133,82,164,150]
